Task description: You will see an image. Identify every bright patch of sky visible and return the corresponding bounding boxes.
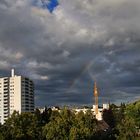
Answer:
[32,0,59,13]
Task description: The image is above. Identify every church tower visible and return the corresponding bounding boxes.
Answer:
[94,81,98,114]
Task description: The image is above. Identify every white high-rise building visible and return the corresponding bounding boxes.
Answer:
[0,69,34,124]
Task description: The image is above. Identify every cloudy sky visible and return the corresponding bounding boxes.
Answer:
[0,0,140,107]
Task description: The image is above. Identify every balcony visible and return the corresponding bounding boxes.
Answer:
[4,95,8,98]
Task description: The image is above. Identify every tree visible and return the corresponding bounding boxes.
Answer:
[126,102,140,129]
[43,108,75,140]
[115,101,140,140]
[69,110,97,140]
[116,116,137,140]
[1,111,42,140]
[103,109,115,128]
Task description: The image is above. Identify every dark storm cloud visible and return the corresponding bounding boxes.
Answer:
[0,0,140,106]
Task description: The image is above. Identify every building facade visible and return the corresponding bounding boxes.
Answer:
[0,69,34,124]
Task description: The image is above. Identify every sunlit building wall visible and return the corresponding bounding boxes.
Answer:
[0,69,34,124]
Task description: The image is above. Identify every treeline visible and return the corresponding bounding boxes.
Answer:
[0,101,140,140]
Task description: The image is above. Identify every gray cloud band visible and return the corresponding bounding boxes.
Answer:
[0,0,140,106]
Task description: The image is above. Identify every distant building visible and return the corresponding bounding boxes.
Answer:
[0,69,34,124]
[92,104,109,120]
[73,82,110,121]
[51,106,60,111]
[103,104,109,110]
[73,103,109,121]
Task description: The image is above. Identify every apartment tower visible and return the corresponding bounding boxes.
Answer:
[0,69,34,124]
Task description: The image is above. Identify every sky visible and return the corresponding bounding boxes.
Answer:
[0,0,140,107]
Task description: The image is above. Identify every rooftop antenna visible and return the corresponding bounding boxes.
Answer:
[11,69,15,77]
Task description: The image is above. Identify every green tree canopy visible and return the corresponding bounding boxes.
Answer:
[1,111,41,140]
